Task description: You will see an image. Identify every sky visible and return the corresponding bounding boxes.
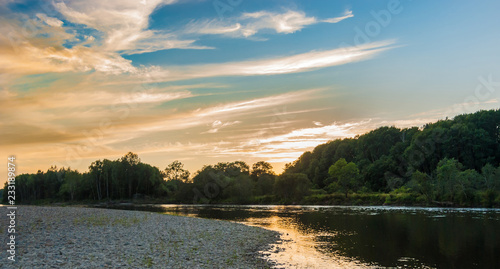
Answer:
[1,0,500,182]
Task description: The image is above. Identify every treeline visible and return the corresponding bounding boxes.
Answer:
[1,153,285,205]
[284,109,500,207]
[3,109,500,207]
[2,153,167,203]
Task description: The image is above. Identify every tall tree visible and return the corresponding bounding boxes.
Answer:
[120,152,140,198]
[89,160,104,200]
[328,158,361,198]
[251,161,274,180]
[164,161,190,182]
[59,170,81,201]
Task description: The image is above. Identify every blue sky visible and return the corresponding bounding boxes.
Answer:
[1,0,499,180]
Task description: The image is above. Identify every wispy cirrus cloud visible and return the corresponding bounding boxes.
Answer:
[143,89,322,134]
[204,120,242,134]
[200,115,437,164]
[322,10,354,23]
[116,40,396,84]
[197,121,364,163]
[185,9,354,38]
[1,87,322,149]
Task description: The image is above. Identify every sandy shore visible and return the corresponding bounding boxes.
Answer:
[0,206,280,268]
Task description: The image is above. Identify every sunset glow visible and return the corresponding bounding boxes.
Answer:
[1,0,499,182]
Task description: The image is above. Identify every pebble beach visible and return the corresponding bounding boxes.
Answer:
[0,206,280,268]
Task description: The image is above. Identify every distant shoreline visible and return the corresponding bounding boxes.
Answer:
[0,206,280,268]
[9,192,495,209]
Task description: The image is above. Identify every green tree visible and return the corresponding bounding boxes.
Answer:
[255,174,275,195]
[164,161,190,182]
[251,161,274,180]
[59,170,81,201]
[223,174,253,203]
[481,163,500,191]
[230,161,250,176]
[436,158,463,203]
[89,160,104,200]
[120,152,140,198]
[456,169,478,205]
[364,155,397,191]
[411,170,433,203]
[274,173,310,201]
[328,158,361,198]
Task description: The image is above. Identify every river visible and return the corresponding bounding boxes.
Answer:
[106,204,500,268]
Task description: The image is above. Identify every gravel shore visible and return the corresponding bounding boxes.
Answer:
[0,206,280,268]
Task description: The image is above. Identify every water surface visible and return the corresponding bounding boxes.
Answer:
[108,204,500,268]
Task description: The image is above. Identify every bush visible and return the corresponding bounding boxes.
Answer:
[274,173,310,201]
[480,190,498,208]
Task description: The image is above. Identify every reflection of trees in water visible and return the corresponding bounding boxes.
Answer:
[295,210,499,268]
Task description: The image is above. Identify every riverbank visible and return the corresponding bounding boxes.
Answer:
[9,192,499,209]
[0,206,280,268]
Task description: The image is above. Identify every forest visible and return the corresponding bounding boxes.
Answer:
[3,109,500,207]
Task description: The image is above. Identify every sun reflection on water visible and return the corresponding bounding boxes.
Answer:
[241,215,376,268]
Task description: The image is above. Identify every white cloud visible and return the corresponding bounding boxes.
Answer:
[186,9,354,38]
[127,40,396,82]
[255,121,362,146]
[201,89,321,117]
[204,120,242,134]
[197,121,364,163]
[36,13,64,27]
[0,4,362,77]
[0,17,137,75]
[323,10,354,23]
[54,0,204,54]
[240,10,317,35]
[117,91,193,105]
[103,89,322,139]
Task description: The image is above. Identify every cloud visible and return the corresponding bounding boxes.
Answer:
[0,82,199,125]
[201,89,321,117]
[204,120,242,134]
[0,87,324,178]
[0,14,137,75]
[1,86,322,152]
[186,9,354,38]
[235,42,391,75]
[36,13,64,27]
[120,89,322,138]
[53,0,203,54]
[0,2,399,178]
[125,40,395,82]
[201,115,441,164]
[0,43,136,75]
[1,38,393,82]
[0,3,363,77]
[254,121,362,147]
[198,121,364,163]
[323,10,354,23]
[0,0,212,76]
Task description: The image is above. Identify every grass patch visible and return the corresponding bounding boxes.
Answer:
[143,256,153,268]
